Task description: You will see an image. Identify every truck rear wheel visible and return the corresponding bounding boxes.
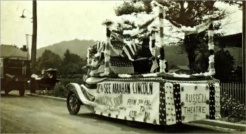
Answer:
[19,88,25,96]
[19,83,26,96]
[4,89,9,95]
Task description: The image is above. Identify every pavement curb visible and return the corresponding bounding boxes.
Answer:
[185,122,242,133]
[26,93,66,101]
[192,119,245,132]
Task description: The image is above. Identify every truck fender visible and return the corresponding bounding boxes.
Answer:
[66,83,97,107]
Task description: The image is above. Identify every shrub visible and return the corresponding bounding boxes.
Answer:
[51,78,84,98]
[52,82,69,98]
[221,92,246,122]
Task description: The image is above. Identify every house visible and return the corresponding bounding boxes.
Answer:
[215,33,243,82]
[1,44,28,60]
[216,33,242,48]
[215,33,243,67]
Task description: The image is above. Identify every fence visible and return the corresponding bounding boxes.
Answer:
[220,83,245,104]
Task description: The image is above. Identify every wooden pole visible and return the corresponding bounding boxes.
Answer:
[31,0,37,73]
[242,1,245,83]
[30,0,37,93]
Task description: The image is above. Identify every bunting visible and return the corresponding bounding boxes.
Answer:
[110,40,137,62]
[181,19,213,35]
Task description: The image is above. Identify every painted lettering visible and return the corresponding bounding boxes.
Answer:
[183,106,207,114]
[144,100,151,106]
[144,112,150,120]
[132,82,153,95]
[112,83,130,94]
[113,95,123,107]
[140,106,145,113]
[127,99,137,105]
[129,111,137,118]
[137,99,143,105]
[185,94,207,104]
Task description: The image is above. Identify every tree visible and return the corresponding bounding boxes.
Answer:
[114,0,241,73]
[116,0,152,15]
[36,49,62,71]
[60,49,86,76]
[214,50,235,82]
[115,1,145,16]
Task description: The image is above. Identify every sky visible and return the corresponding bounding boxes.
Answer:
[1,1,243,49]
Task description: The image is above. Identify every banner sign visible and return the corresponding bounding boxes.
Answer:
[180,83,210,123]
[94,81,160,124]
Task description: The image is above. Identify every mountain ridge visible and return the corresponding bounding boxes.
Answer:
[37,39,97,59]
[37,39,189,66]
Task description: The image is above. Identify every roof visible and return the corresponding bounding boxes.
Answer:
[177,65,190,71]
[216,33,242,47]
[1,45,28,59]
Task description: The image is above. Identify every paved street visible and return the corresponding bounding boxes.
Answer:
[1,91,228,133]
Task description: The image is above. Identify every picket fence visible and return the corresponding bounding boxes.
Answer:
[220,83,245,104]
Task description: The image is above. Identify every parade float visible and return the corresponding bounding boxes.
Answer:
[66,1,221,126]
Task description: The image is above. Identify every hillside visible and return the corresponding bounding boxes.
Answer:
[37,39,189,66]
[37,39,97,59]
[36,39,242,69]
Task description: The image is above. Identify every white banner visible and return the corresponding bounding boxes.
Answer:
[26,34,32,60]
[94,81,160,124]
[180,83,210,123]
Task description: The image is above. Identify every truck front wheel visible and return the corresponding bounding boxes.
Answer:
[67,92,81,115]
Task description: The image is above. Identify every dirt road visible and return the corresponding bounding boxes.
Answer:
[1,91,227,133]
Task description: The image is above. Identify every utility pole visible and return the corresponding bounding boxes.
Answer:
[30,0,37,93]
[31,0,37,73]
[243,1,245,83]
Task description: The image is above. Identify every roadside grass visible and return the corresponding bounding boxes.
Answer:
[220,92,246,125]
[219,117,245,125]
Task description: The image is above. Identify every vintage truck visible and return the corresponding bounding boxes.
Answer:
[66,1,221,126]
[1,45,31,96]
